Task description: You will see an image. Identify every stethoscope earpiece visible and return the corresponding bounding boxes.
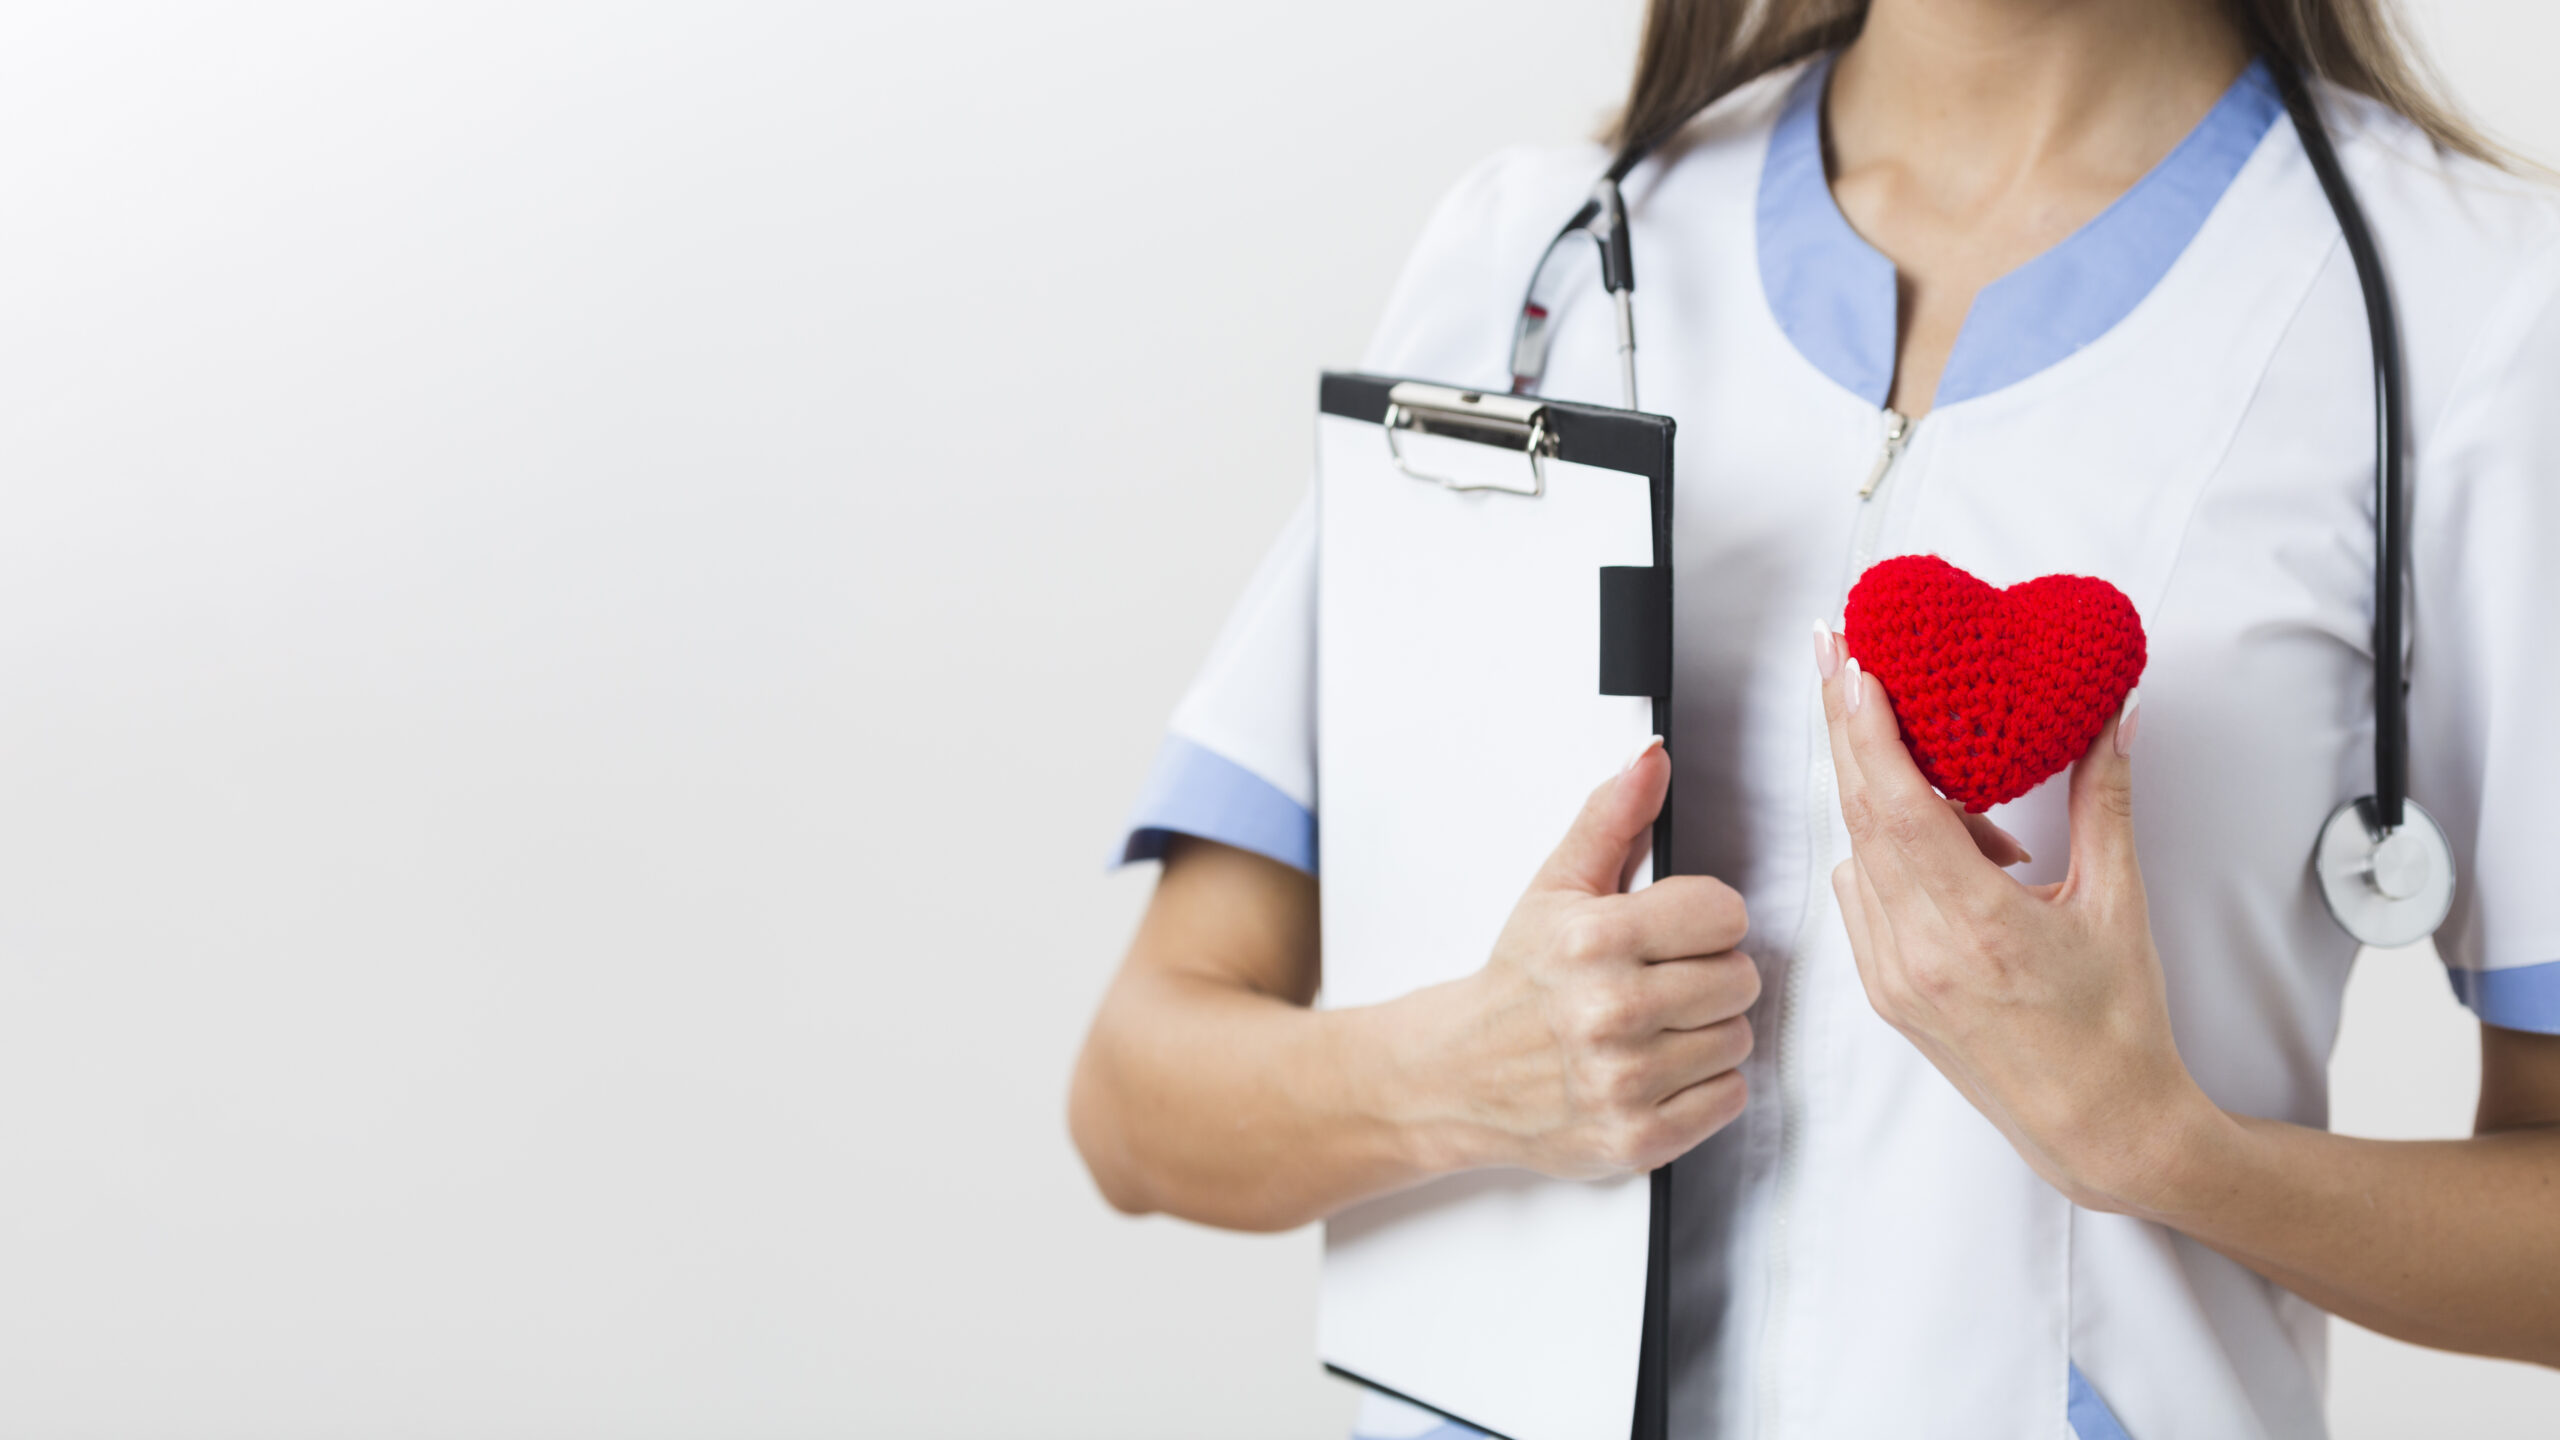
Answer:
[2314,796,2456,949]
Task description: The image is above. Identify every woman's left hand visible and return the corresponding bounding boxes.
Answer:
[1816,629,2215,1216]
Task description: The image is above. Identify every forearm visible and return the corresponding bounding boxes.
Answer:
[2128,1106,2560,1364]
[1069,970,1458,1231]
[1071,769,1757,1232]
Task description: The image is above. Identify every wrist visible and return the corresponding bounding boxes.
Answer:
[2064,1071,2245,1220]
[1349,973,1509,1178]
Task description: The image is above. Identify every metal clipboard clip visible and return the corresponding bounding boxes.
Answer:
[1382,382,1555,497]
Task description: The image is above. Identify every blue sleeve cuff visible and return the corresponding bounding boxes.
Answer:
[1115,735,1317,875]
[2447,958,2560,1034]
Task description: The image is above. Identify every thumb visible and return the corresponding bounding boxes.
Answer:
[1537,736,1668,895]
[2066,691,2142,899]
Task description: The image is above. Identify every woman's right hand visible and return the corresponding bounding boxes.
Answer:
[1401,738,1758,1180]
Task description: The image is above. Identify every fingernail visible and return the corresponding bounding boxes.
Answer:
[1621,734,1664,774]
[1844,658,1863,715]
[2114,690,2140,758]
[1813,622,1840,680]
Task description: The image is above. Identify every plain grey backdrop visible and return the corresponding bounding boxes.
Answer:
[0,2,2553,1435]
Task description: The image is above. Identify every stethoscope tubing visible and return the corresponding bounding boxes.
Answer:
[1504,51,2443,944]
[2270,56,2411,831]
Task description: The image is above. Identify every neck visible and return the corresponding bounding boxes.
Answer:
[1830,0,2250,189]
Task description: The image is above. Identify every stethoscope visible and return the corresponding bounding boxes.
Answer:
[1507,53,2456,950]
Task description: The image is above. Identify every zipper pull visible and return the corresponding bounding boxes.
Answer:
[1857,409,1912,499]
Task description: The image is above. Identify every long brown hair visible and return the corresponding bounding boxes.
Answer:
[1608,0,2500,164]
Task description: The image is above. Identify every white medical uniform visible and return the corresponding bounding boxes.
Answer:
[1120,57,2560,1440]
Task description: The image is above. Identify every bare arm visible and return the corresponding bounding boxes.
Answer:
[1067,835,1427,1231]
[2132,1025,2560,1365]
[1069,743,1760,1232]
[1815,641,2560,1369]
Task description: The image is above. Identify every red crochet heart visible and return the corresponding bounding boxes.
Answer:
[1843,554,2147,812]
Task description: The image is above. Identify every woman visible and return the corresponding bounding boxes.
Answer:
[1072,0,2560,1434]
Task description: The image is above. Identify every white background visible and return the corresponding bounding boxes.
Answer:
[0,2,2552,1436]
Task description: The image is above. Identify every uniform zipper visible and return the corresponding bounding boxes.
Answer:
[1758,405,1916,1440]
[1856,408,1910,498]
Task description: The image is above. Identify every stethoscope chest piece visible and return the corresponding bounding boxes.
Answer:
[2314,796,2456,948]
[1513,54,2449,952]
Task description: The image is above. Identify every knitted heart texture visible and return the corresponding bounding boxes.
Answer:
[1842,554,2147,813]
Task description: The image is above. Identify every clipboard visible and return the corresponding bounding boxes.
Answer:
[1313,373,1676,1440]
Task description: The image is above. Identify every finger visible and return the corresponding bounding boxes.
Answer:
[1833,858,1884,1012]
[1618,824,1655,895]
[1831,857,1899,995]
[1652,1068,1749,1153]
[1851,855,1902,972]
[1613,873,1749,960]
[1634,950,1761,1030]
[1832,858,1877,969]
[1847,853,1934,1030]
[1817,635,1874,834]
[1832,658,2001,905]
[1636,1015,1755,1098]
[1817,647,1915,906]
[1952,800,2033,867]
[2066,691,2144,906]
[1537,737,1669,896]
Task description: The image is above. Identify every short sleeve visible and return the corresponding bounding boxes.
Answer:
[1360,143,1614,387]
[1116,493,1318,873]
[2408,253,2560,1031]
[1116,147,1601,875]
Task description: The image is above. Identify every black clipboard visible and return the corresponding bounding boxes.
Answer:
[1312,372,1676,1440]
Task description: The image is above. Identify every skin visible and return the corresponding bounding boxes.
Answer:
[1827,0,2250,416]
[1072,740,1757,1232]
[1073,0,2560,1365]
[1820,646,2560,1365]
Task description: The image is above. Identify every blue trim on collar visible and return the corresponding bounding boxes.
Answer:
[1759,61,1899,408]
[1757,56,2281,409]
